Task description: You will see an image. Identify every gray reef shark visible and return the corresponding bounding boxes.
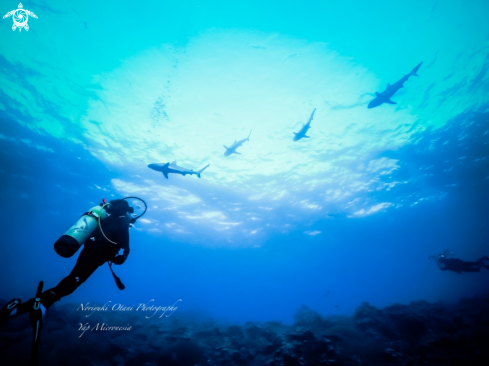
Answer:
[223,130,252,156]
[368,62,423,108]
[293,108,316,141]
[148,161,210,179]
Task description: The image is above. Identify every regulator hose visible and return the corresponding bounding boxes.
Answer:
[123,196,147,220]
[97,197,148,245]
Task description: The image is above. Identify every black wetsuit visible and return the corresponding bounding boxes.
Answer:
[437,256,488,274]
[18,214,130,313]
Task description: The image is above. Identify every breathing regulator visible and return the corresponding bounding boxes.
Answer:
[54,197,147,258]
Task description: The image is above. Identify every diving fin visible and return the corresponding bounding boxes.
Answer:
[30,281,44,366]
[196,164,210,178]
[0,298,22,326]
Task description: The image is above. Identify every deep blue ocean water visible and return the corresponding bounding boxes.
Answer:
[1,0,488,351]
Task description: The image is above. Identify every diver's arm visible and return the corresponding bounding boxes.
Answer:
[120,238,130,261]
[112,224,130,265]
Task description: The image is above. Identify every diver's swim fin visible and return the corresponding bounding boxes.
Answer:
[0,298,22,326]
[30,281,44,366]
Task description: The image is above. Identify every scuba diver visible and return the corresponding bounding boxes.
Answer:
[431,250,489,274]
[0,197,146,325]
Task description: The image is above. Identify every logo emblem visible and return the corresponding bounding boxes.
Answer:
[3,3,37,32]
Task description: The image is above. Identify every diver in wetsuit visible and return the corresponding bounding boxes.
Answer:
[0,198,134,323]
[435,251,489,274]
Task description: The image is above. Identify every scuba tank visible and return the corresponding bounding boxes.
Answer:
[54,203,109,258]
[54,197,147,258]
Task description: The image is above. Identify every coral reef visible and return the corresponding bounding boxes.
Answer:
[1,295,488,365]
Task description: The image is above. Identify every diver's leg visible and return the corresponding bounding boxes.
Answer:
[462,262,481,272]
[476,256,489,264]
[8,249,106,318]
[478,256,489,270]
[41,248,106,308]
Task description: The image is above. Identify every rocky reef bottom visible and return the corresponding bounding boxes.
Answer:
[1,294,488,366]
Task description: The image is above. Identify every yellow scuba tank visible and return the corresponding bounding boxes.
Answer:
[54,204,108,258]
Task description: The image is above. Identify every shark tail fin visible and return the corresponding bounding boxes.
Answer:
[197,164,210,178]
[306,108,316,124]
[411,61,423,77]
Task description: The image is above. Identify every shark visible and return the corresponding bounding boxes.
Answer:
[368,62,423,108]
[148,161,210,179]
[223,130,252,156]
[293,108,316,141]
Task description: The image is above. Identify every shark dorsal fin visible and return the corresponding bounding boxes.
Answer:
[376,92,381,97]
[387,83,391,88]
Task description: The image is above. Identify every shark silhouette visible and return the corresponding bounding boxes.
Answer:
[148,161,210,179]
[368,62,423,108]
[293,108,316,141]
[223,130,252,156]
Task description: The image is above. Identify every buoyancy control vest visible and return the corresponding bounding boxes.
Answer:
[54,197,146,258]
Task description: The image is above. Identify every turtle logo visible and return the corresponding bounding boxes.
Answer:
[3,3,37,32]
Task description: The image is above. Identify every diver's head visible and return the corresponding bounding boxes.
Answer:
[106,199,134,215]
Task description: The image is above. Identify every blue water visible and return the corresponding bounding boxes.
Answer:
[1,0,488,329]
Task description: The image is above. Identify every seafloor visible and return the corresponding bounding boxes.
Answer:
[1,294,488,366]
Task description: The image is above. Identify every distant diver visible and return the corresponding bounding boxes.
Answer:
[0,198,146,337]
[430,250,489,274]
[367,62,423,108]
[223,130,252,156]
[293,108,316,141]
[148,161,210,179]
